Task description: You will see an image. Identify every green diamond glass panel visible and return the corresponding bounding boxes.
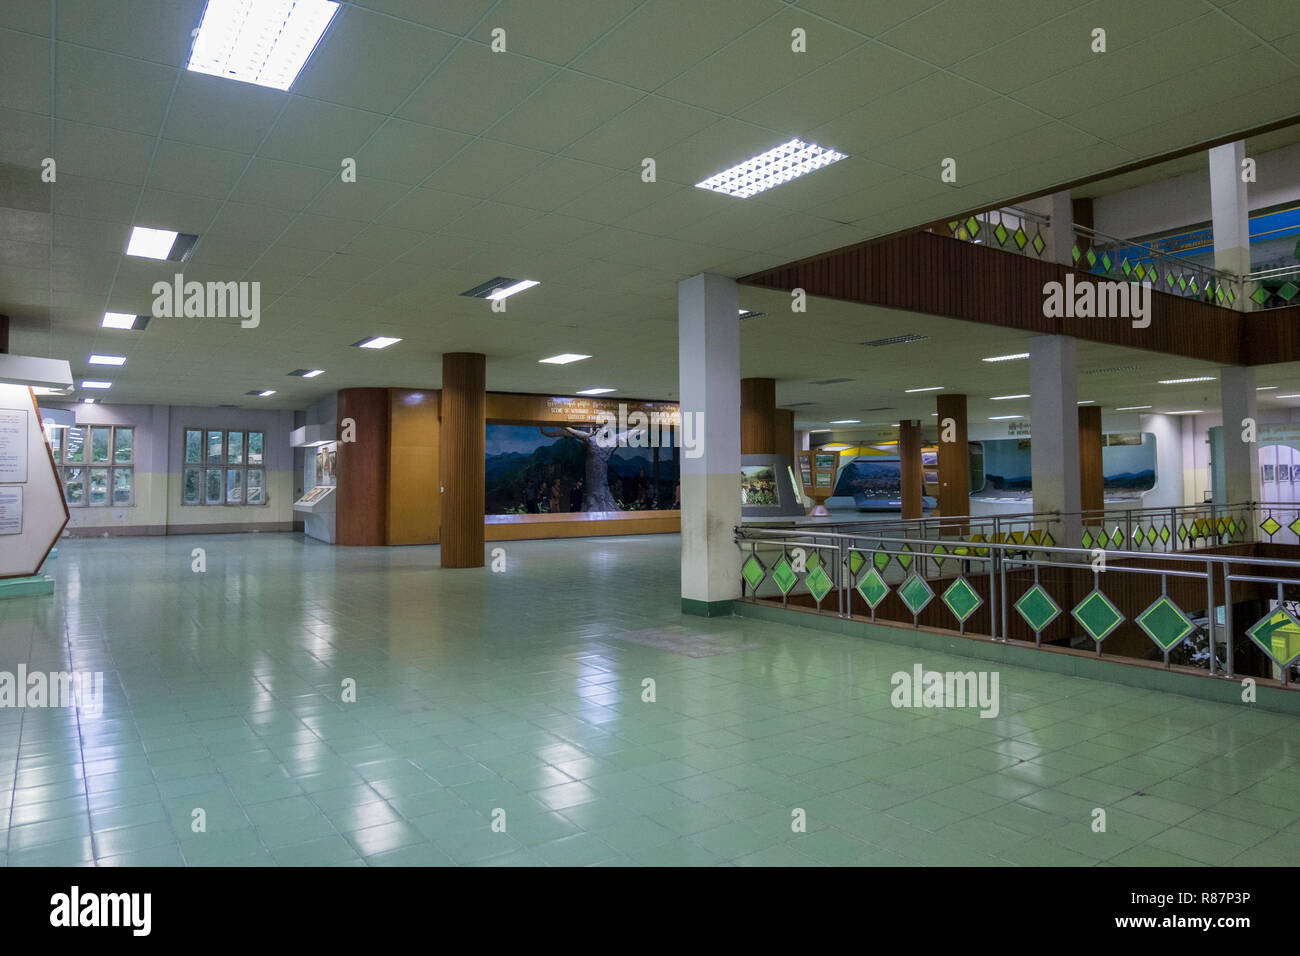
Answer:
[965,216,980,237]
[1134,262,1145,281]
[1227,287,1235,304]
[1072,589,1124,642]
[932,543,948,567]
[1177,523,1189,541]
[1290,517,1300,537]
[805,565,833,604]
[942,577,983,624]
[1166,272,1176,289]
[1251,285,1268,304]
[1178,275,1187,292]
[1280,281,1299,302]
[1121,257,1132,277]
[898,574,934,616]
[1246,606,1300,668]
[1215,285,1224,303]
[1136,595,1195,651]
[855,567,890,610]
[1072,244,1081,263]
[1146,526,1158,545]
[1188,276,1198,295]
[1016,584,1061,633]
[1159,525,1170,543]
[1014,226,1028,249]
[805,550,822,572]
[1110,527,1124,548]
[742,554,765,591]
[1031,231,1045,255]
[771,556,798,595]
[994,222,1009,245]
[1086,248,1097,268]
[1147,265,1158,284]
[1081,529,1095,549]
[1101,252,1112,272]
[947,220,959,233]
[1131,527,1145,545]
[848,550,865,575]
[896,544,913,571]
[1041,529,1054,547]
[873,551,890,573]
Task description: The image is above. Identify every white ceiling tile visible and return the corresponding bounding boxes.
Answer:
[0,28,51,114]
[227,159,333,212]
[260,98,385,169]
[487,72,643,153]
[57,0,204,67]
[492,0,642,64]
[427,139,550,198]
[396,43,555,136]
[55,42,173,135]
[161,72,285,152]
[352,120,471,186]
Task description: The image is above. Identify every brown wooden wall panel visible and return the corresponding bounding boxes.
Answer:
[387,388,440,546]
[935,394,969,533]
[740,377,776,455]
[440,353,486,568]
[741,231,1259,365]
[899,419,923,520]
[336,387,390,546]
[1078,405,1104,518]
[773,409,795,463]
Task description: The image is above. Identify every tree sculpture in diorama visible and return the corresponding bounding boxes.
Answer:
[538,424,639,513]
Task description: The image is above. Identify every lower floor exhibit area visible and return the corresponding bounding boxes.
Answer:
[2,532,1298,868]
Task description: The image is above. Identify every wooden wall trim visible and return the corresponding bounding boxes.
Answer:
[387,388,440,546]
[740,378,776,455]
[741,231,1261,365]
[440,353,486,568]
[935,394,969,533]
[1078,405,1104,517]
[336,387,390,546]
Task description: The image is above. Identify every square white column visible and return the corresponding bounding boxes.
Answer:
[1220,365,1259,513]
[1029,334,1082,548]
[679,273,740,615]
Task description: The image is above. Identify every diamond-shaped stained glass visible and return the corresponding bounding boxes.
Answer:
[848,550,865,575]
[806,550,822,572]
[942,577,983,623]
[1159,525,1170,543]
[965,216,980,237]
[1246,606,1300,668]
[1101,252,1112,272]
[994,222,1009,245]
[1121,258,1132,277]
[1177,523,1189,541]
[1290,516,1300,537]
[855,567,889,610]
[1110,527,1124,548]
[897,544,913,571]
[932,543,948,567]
[1146,526,1158,545]
[1031,231,1045,255]
[1086,248,1098,268]
[1072,244,1082,263]
[1137,595,1195,651]
[1167,272,1176,289]
[1015,584,1061,633]
[1215,285,1224,303]
[1280,281,1299,302]
[1178,275,1188,292]
[1042,529,1055,547]
[1252,286,1269,304]
[1188,276,1198,295]
[873,551,890,573]
[771,556,798,595]
[1082,529,1095,549]
[742,554,765,591]
[1072,590,1124,642]
[898,574,934,616]
[1134,262,1145,281]
[1014,226,1028,249]
[806,565,833,604]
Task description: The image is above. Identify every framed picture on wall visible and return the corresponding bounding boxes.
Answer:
[1264,464,1275,482]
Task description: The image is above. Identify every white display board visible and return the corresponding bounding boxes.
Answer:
[0,384,68,578]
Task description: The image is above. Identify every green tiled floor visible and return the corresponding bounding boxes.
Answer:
[2,531,1299,866]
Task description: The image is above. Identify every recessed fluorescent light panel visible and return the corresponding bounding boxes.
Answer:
[125,226,198,261]
[695,139,847,199]
[187,0,340,91]
[576,388,615,395]
[1257,386,1277,391]
[1116,405,1152,411]
[905,386,944,393]
[990,394,1029,401]
[1166,410,1204,415]
[460,277,539,300]
[738,309,765,320]
[861,334,928,347]
[982,353,1030,363]
[539,354,590,365]
[82,398,96,404]
[989,415,1022,420]
[102,312,150,330]
[88,355,126,366]
[1158,377,1215,384]
[352,336,401,350]
[246,389,276,397]
[1277,394,1300,399]
[829,419,860,424]
[287,368,325,378]
[81,381,112,390]
[1077,400,1095,405]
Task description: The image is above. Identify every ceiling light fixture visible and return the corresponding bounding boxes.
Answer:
[1166,410,1204,415]
[287,368,325,377]
[88,355,126,366]
[1158,376,1216,384]
[829,419,860,424]
[576,388,616,395]
[989,414,1022,420]
[352,336,402,350]
[187,0,340,91]
[1116,405,1153,411]
[1277,394,1300,400]
[1257,386,1278,391]
[81,381,112,390]
[905,386,944,393]
[861,334,928,347]
[539,354,590,365]
[125,226,197,261]
[695,139,847,199]
[990,394,1029,401]
[982,353,1030,363]
[460,277,538,300]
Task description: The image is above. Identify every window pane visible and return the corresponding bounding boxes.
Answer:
[185,429,202,464]
[114,427,133,463]
[112,468,133,506]
[205,468,223,504]
[88,467,109,506]
[207,430,223,462]
[227,431,244,465]
[65,426,85,463]
[246,468,264,504]
[49,427,63,460]
[64,467,84,506]
[226,468,243,504]
[247,431,264,466]
[183,467,201,505]
[91,427,110,463]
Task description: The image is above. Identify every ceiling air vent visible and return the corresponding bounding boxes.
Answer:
[1082,365,1139,375]
[860,334,928,347]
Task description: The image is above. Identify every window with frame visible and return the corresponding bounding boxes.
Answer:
[56,424,134,508]
[182,428,266,506]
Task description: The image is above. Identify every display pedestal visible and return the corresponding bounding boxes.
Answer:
[0,574,54,599]
[293,486,336,543]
